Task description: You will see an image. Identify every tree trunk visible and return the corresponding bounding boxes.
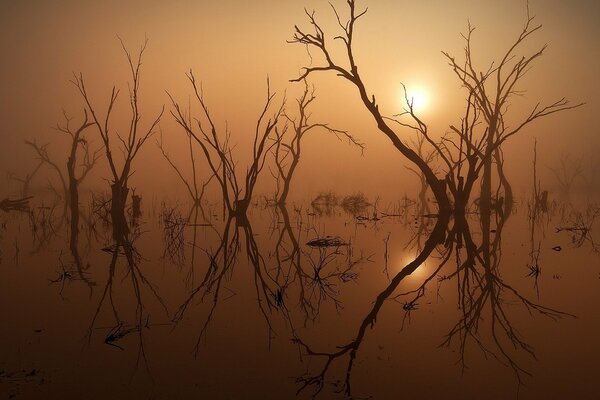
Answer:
[480,116,497,217]
[353,79,451,214]
[494,147,513,216]
[66,149,80,239]
[111,182,130,239]
[277,156,300,206]
[233,198,250,226]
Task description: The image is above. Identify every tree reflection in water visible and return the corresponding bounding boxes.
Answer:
[292,205,574,398]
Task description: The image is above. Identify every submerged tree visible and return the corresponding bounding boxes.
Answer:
[169,71,284,221]
[290,1,582,216]
[157,128,213,208]
[272,79,364,205]
[73,37,164,236]
[549,153,584,196]
[442,10,583,216]
[25,110,100,239]
[290,0,451,213]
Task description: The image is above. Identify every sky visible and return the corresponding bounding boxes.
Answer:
[1,0,599,201]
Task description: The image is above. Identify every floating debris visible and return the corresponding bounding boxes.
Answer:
[341,193,370,215]
[0,197,32,212]
[306,236,348,248]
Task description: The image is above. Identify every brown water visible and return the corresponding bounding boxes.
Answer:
[0,195,599,400]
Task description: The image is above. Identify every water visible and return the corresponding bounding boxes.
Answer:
[0,195,598,399]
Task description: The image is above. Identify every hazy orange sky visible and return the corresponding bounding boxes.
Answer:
[1,0,598,200]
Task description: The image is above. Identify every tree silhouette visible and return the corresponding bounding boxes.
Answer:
[442,10,583,216]
[73,37,164,237]
[169,72,284,221]
[290,0,451,213]
[272,79,363,205]
[290,1,583,218]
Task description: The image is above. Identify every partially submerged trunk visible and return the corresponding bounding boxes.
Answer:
[111,182,130,238]
[233,198,251,226]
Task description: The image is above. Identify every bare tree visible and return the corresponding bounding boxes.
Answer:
[24,140,68,199]
[442,9,583,215]
[273,79,365,205]
[47,110,101,240]
[157,122,214,207]
[290,1,582,218]
[169,71,284,221]
[72,37,164,236]
[272,80,364,205]
[549,153,584,196]
[289,0,451,213]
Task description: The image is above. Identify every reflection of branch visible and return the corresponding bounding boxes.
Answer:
[87,223,168,378]
[173,217,240,357]
[440,213,574,385]
[159,203,187,266]
[556,205,600,252]
[271,205,314,325]
[294,213,449,398]
[28,204,64,254]
[290,0,451,212]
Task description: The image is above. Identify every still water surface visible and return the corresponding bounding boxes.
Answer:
[0,195,598,399]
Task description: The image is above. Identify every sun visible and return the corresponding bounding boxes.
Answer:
[402,86,430,114]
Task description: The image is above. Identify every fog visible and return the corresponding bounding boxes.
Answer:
[1,0,598,201]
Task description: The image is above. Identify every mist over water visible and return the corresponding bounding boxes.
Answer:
[1,0,599,399]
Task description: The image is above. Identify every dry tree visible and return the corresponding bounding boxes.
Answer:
[169,71,284,221]
[7,160,44,197]
[271,79,364,205]
[549,153,584,196]
[72,37,164,236]
[25,109,102,204]
[290,0,451,213]
[441,7,583,215]
[157,124,214,208]
[24,140,68,199]
[26,110,102,239]
[290,1,583,217]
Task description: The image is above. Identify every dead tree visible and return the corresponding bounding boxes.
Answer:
[73,37,164,237]
[272,80,364,205]
[291,1,582,218]
[404,132,436,209]
[51,109,101,238]
[549,153,584,196]
[442,9,583,216]
[157,127,213,207]
[8,160,44,197]
[169,71,284,221]
[289,0,451,213]
[24,140,68,199]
